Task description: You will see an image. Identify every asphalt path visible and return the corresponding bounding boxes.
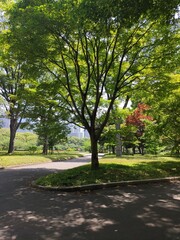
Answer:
[0,155,179,240]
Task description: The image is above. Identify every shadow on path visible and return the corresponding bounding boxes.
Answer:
[0,165,179,240]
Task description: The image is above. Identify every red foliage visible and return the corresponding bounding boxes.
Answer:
[126,103,153,137]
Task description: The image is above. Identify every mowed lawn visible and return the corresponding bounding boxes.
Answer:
[35,154,180,187]
[0,151,84,168]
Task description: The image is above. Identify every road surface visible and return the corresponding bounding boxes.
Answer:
[0,156,179,240]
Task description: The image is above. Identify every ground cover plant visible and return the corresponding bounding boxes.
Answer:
[35,155,180,187]
[0,151,83,168]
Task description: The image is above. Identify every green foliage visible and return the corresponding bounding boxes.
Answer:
[6,0,180,167]
[139,121,160,154]
[156,75,180,155]
[0,129,38,150]
[0,2,42,153]
[131,72,180,155]
[15,132,38,150]
[0,128,90,153]
[28,145,38,154]
[19,77,71,154]
[56,137,90,152]
[0,128,9,150]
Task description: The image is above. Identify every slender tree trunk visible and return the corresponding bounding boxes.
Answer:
[141,143,145,155]
[115,96,130,157]
[42,137,48,155]
[90,135,99,170]
[115,121,122,157]
[133,146,136,154]
[8,118,18,154]
[112,145,115,154]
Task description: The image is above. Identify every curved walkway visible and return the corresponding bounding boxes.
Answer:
[9,154,92,170]
[0,155,179,240]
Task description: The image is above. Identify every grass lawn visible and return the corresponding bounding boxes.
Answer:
[0,151,84,168]
[35,154,180,187]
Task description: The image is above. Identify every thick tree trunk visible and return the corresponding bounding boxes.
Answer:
[8,118,18,154]
[112,145,115,154]
[90,135,99,170]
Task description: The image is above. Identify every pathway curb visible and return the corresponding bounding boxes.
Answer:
[32,176,180,192]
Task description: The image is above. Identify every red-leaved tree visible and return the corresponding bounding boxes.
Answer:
[126,103,153,154]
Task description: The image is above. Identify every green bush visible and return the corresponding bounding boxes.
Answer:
[0,129,38,151]
[28,146,38,154]
[55,137,90,152]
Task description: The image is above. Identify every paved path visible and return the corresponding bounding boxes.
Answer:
[0,156,180,240]
[10,154,92,170]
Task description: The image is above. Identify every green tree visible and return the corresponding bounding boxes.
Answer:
[9,0,179,168]
[153,74,180,155]
[22,80,70,154]
[99,125,116,154]
[0,40,27,153]
[131,70,180,155]
[34,108,70,155]
[15,132,38,151]
[141,121,161,154]
[0,2,39,153]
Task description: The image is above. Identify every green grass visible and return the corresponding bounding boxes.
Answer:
[35,155,180,187]
[101,154,180,165]
[0,151,84,167]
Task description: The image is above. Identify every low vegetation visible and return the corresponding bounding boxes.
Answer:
[35,155,180,187]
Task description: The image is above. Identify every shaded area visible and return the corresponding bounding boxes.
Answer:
[0,167,179,240]
[35,161,180,187]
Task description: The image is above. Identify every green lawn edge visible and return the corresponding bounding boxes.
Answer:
[35,159,180,188]
[0,151,85,168]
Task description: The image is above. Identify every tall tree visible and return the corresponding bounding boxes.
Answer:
[9,0,179,168]
[148,73,180,155]
[0,2,40,153]
[129,57,180,154]
[0,15,25,153]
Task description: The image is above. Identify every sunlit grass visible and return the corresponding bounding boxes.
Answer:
[35,155,180,187]
[0,151,84,167]
[101,154,180,165]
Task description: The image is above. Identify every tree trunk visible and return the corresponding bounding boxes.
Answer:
[90,135,99,170]
[112,145,115,154]
[115,95,130,157]
[42,137,48,155]
[141,143,145,155]
[8,118,18,154]
[115,121,122,157]
[133,146,136,155]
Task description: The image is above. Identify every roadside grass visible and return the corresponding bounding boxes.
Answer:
[101,154,180,165]
[0,151,84,167]
[35,155,180,187]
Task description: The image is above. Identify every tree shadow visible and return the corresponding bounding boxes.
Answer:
[132,161,180,178]
[0,167,179,240]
